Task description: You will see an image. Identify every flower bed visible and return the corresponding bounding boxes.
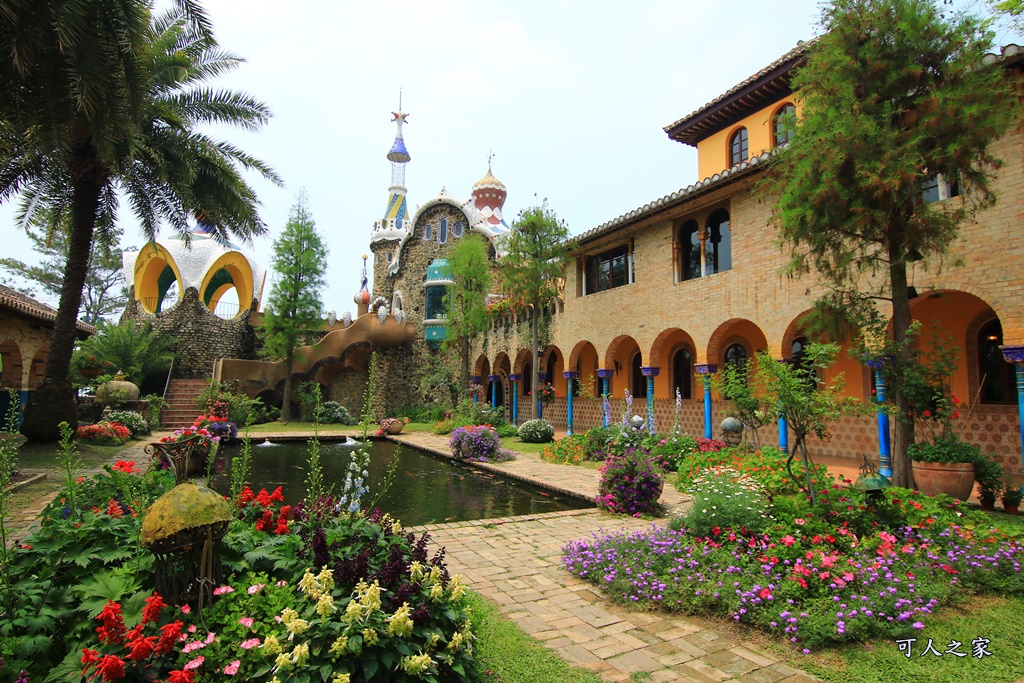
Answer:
[449,425,514,463]
[76,420,132,446]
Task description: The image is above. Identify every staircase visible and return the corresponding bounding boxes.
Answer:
[160,379,210,430]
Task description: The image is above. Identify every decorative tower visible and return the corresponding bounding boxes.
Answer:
[370,109,412,296]
[471,158,510,233]
[354,255,371,317]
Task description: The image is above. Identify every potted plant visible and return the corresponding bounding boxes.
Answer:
[537,382,557,406]
[909,437,978,501]
[974,454,1003,511]
[1001,479,1022,516]
[76,354,112,379]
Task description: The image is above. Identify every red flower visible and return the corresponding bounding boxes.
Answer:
[275,521,289,535]
[106,499,123,519]
[711,526,721,536]
[922,409,931,417]
[96,601,126,644]
[255,488,272,508]
[167,671,195,683]
[255,509,273,533]
[269,486,285,503]
[112,460,136,473]
[759,588,772,600]
[125,635,157,661]
[95,654,126,681]
[155,622,183,656]
[141,593,166,624]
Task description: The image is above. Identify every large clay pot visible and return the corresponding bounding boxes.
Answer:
[385,420,404,435]
[912,461,975,501]
[96,371,141,406]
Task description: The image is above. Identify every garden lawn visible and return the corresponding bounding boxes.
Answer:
[242,421,360,435]
[498,437,549,455]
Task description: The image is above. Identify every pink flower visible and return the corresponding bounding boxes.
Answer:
[213,586,234,596]
[781,535,796,546]
[180,604,191,615]
[247,583,265,595]
[204,632,216,645]
[223,660,240,676]
[184,656,204,671]
[182,641,206,653]
[237,617,254,628]
[793,518,805,526]
[240,638,261,650]
[187,625,197,633]
[275,580,287,587]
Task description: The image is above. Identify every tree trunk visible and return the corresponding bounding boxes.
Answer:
[532,299,540,420]
[281,350,294,422]
[21,152,105,441]
[889,259,916,489]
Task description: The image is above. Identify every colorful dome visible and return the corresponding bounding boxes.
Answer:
[471,167,509,232]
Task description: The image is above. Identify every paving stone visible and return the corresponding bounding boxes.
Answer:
[592,639,640,659]
[729,645,777,668]
[606,648,663,673]
[702,650,760,676]
[679,659,732,682]
[736,668,790,683]
[557,644,603,665]
[651,670,685,682]
[656,651,695,667]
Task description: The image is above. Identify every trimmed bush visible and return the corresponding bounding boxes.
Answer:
[105,410,148,437]
[518,419,554,443]
[315,400,357,424]
[76,421,131,446]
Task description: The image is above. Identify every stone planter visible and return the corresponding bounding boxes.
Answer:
[384,420,404,435]
[912,461,975,501]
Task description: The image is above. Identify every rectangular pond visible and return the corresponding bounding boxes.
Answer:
[213,438,592,527]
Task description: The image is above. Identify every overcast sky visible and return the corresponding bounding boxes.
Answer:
[2,0,1017,317]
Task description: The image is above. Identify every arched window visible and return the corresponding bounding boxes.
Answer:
[724,343,748,393]
[978,320,1014,404]
[452,220,464,238]
[680,220,701,281]
[523,362,532,397]
[546,354,558,389]
[672,347,692,400]
[706,210,731,274]
[422,221,433,241]
[631,352,647,399]
[438,217,448,244]
[729,128,748,166]
[773,103,796,147]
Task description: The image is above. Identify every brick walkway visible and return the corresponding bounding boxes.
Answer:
[398,431,819,683]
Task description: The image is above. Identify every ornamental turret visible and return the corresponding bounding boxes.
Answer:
[371,111,411,244]
[471,161,510,232]
[354,255,371,317]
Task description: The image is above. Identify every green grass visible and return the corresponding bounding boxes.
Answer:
[774,595,1024,683]
[13,439,132,471]
[467,591,605,683]
[498,437,551,455]
[242,421,359,435]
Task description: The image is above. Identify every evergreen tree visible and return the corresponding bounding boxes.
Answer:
[443,234,492,393]
[261,192,328,422]
[762,0,1018,487]
[501,201,569,419]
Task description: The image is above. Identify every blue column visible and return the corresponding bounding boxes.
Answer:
[509,374,521,426]
[776,359,789,454]
[1001,346,1024,480]
[470,375,481,405]
[537,372,546,420]
[597,369,613,427]
[564,371,578,436]
[641,366,660,432]
[489,374,499,408]
[696,364,717,440]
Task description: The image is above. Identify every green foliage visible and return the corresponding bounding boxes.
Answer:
[418,356,460,411]
[104,410,148,437]
[393,404,447,424]
[518,419,555,443]
[674,467,774,537]
[541,435,587,464]
[0,391,20,614]
[260,191,328,422]
[231,421,254,507]
[908,437,982,464]
[581,425,619,460]
[314,401,358,425]
[443,234,493,389]
[676,446,835,497]
[501,201,570,419]
[195,382,279,425]
[713,358,771,449]
[78,321,175,393]
[140,393,166,430]
[294,380,326,421]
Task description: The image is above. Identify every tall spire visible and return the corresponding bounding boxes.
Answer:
[371,104,412,244]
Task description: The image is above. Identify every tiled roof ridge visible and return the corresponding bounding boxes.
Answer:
[568,148,778,248]
[0,284,97,335]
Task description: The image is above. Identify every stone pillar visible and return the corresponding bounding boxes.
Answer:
[597,368,613,427]
[471,375,481,405]
[696,364,717,440]
[488,374,500,409]
[865,357,892,477]
[509,374,522,426]
[641,366,660,432]
[537,372,547,420]
[776,359,789,454]
[564,371,578,436]
[1001,345,1024,479]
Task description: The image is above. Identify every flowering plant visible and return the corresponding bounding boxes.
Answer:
[76,421,132,446]
[80,593,194,683]
[596,447,664,516]
[375,418,403,437]
[536,382,557,406]
[466,383,486,401]
[235,486,292,535]
[159,416,222,447]
[677,466,774,537]
[78,355,113,372]
[449,425,514,462]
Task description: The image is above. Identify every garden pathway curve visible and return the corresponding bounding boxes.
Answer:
[399,432,820,683]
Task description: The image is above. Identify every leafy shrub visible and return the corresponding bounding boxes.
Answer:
[518,419,554,443]
[434,419,455,435]
[496,422,518,438]
[908,436,982,464]
[76,420,131,445]
[315,400,358,425]
[541,435,587,465]
[673,466,773,536]
[104,410,149,437]
[141,393,166,430]
[596,448,664,515]
[195,382,278,425]
[581,425,618,460]
[675,446,832,496]
[449,425,515,463]
[394,404,447,423]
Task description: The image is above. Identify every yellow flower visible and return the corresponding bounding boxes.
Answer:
[287,618,309,639]
[329,636,349,658]
[291,643,310,666]
[362,628,379,646]
[316,593,336,618]
[331,674,351,683]
[344,599,364,623]
[429,633,441,648]
[429,583,444,602]
[400,653,433,676]
[318,566,335,592]
[409,561,424,582]
[274,652,291,671]
[448,575,466,602]
[270,678,281,683]
[426,566,442,585]
[360,581,382,613]
[280,608,298,625]
[386,603,414,638]
[263,634,282,655]
[448,632,463,652]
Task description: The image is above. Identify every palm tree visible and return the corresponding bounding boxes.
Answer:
[0,2,281,439]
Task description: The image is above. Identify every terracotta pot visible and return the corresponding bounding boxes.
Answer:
[980,498,997,511]
[80,367,102,379]
[1002,501,1019,516]
[385,420,404,435]
[912,461,975,501]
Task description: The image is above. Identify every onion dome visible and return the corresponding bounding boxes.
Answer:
[471,166,509,232]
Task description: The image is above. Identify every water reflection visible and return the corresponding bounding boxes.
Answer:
[213,439,591,527]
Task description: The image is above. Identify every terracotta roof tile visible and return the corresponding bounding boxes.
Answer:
[0,284,97,336]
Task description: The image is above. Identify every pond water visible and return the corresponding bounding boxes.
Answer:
[213,439,591,527]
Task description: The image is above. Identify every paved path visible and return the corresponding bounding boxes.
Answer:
[396,431,818,683]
